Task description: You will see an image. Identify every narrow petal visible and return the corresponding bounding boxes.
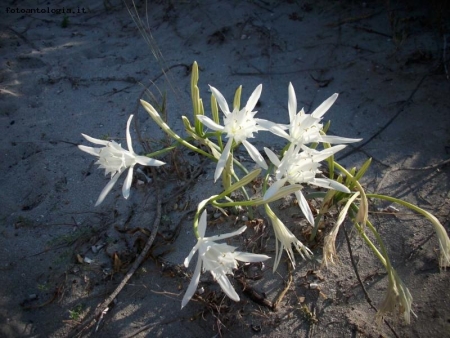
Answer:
[207,225,247,242]
[242,140,268,170]
[273,235,282,272]
[255,118,290,139]
[234,252,270,262]
[135,155,165,167]
[264,184,303,203]
[288,82,297,123]
[263,178,288,201]
[216,274,240,301]
[196,115,225,131]
[320,135,363,144]
[184,242,201,268]
[264,147,281,167]
[254,118,287,132]
[311,93,338,119]
[126,115,134,154]
[95,172,122,206]
[312,178,350,193]
[245,84,262,112]
[122,167,134,200]
[181,256,202,309]
[78,145,101,157]
[209,85,230,115]
[81,133,110,146]
[198,210,208,238]
[214,138,232,182]
[295,190,315,225]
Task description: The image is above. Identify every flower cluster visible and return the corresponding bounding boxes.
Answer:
[192,83,359,275]
[77,63,450,324]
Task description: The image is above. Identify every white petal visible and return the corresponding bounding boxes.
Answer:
[264,147,281,167]
[264,184,303,203]
[255,119,290,139]
[311,93,338,118]
[273,235,283,272]
[295,190,315,225]
[270,125,291,140]
[320,135,363,144]
[242,140,268,170]
[184,241,201,268]
[309,144,346,162]
[78,145,101,157]
[288,82,297,123]
[126,115,134,153]
[122,167,134,199]
[312,178,350,193]
[245,84,262,112]
[255,118,289,131]
[135,155,165,167]
[207,226,247,242]
[181,255,202,309]
[209,85,230,115]
[234,252,270,263]
[214,138,232,182]
[196,115,224,132]
[263,178,288,201]
[81,133,110,146]
[198,210,207,238]
[95,172,122,206]
[216,274,240,301]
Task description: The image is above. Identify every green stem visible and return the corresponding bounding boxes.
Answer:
[349,204,389,267]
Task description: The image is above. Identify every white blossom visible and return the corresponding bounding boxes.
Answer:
[264,144,350,225]
[78,115,165,206]
[181,211,270,308]
[258,83,361,146]
[196,84,268,181]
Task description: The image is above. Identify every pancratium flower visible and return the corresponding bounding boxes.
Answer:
[264,144,350,225]
[181,210,270,309]
[259,83,361,146]
[196,84,268,182]
[265,204,312,271]
[78,115,165,206]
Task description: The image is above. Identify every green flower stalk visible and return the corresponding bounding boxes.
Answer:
[367,193,450,269]
[141,99,213,160]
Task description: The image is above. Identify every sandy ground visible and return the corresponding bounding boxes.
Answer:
[1,0,450,337]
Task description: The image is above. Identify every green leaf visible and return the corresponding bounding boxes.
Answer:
[233,85,242,111]
[354,157,372,181]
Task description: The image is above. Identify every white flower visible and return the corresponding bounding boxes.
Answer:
[265,204,312,271]
[264,144,350,225]
[78,115,165,206]
[258,83,362,146]
[181,210,270,309]
[196,84,268,182]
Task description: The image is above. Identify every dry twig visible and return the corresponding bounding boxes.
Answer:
[70,167,162,337]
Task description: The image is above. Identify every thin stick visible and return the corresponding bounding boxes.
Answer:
[70,167,162,337]
[343,226,399,338]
